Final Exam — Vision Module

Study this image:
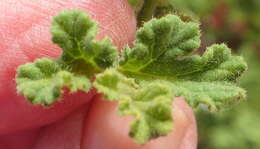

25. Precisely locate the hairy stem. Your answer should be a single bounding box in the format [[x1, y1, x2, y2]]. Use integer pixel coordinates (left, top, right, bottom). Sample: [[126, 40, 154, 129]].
[[137, 0, 160, 26]]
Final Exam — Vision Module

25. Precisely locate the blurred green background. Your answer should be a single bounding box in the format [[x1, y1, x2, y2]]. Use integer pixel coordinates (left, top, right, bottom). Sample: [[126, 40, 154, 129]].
[[166, 0, 260, 148]]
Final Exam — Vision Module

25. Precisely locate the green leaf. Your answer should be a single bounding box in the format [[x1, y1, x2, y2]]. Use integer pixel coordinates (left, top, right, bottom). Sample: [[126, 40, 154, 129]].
[[170, 81, 246, 111], [15, 10, 248, 145], [119, 15, 247, 111], [94, 69, 173, 144], [93, 14, 247, 144], [16, 58, 91, 106], [120, 14, 201, 72], [51, 10, 118, 73], [16, 10, 118, 106]]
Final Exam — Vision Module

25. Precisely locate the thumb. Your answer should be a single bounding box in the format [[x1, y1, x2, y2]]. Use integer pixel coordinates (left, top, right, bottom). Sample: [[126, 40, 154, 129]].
[[0, 0, 136, 134], [82, 96, 197, 149]]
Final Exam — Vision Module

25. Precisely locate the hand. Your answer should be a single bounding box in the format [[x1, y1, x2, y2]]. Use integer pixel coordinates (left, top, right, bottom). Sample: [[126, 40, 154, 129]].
[[0, 0, 197, 148]]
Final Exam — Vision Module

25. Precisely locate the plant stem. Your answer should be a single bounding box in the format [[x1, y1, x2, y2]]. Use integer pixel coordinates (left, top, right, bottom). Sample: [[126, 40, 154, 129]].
[[137, 0, 160, 26]]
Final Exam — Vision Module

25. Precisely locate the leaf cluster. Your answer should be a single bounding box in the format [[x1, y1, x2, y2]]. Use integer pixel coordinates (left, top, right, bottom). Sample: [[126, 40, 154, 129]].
[[16, 10, 247, 144]]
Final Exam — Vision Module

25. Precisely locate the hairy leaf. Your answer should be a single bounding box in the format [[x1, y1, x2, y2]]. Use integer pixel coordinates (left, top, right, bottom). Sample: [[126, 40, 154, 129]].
[[120, 14, 200, 72], [93, 14, 247, 144], [118, 15, 247, 112], [16, 58, 91, 106], [16, 10, 118, 105], [15, 10, 248, 145], [94, 69, 173, 144], [51, 10, 118, 73]]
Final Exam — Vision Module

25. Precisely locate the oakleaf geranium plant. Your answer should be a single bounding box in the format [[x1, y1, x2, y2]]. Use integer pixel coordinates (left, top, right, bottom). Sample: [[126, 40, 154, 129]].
[[15, 1, 247, 145]]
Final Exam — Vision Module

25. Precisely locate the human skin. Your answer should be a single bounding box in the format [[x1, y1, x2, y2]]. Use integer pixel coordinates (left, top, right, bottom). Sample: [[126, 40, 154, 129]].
[[0, 0, 197, 148]]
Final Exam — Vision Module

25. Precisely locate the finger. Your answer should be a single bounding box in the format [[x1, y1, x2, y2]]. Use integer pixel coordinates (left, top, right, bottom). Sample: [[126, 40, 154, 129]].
[[0, 0, 136, 134], [0, 128, 40, 149], [81, 96, 197, 149], [1, 97, 196, 149], [143, 98, 197, 149], [0, 104, 88, 149], [178, 99, 197, 149], [33, 105, 89, 149]]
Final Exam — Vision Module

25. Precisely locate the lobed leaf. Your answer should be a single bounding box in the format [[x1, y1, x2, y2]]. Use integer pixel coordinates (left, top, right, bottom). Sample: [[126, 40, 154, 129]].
[[16, 58, 91, 106], [51, 10, 118, 73], [119, 15, 247, 112], [94, 69, 173, 144], [15, 10, 248, 144], [120, 14, 200, 72], [170, 81, 246, 111]]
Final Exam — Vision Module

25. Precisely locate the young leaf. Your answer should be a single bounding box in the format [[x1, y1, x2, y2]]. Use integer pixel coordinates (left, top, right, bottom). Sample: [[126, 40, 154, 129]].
[[15, 10, 248, 145], [16, 10, 118, 105], [16, 58, 91, 106], [94, 69, 173, 144], [170, 81, 246, 111], [118, 15, 247, 112], [51, 10, 118, 73], [119, 14, 200, 72]]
